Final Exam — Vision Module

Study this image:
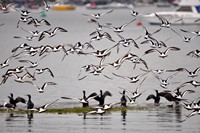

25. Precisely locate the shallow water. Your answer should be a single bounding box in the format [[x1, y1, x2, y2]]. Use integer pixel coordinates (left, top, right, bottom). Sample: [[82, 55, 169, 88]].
[[0, 4, 200, 133], [0, 108, 200, 133]]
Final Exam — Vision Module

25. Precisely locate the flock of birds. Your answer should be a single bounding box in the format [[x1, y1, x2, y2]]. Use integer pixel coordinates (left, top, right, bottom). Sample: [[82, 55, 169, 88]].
[[0, 0, 199, 122]]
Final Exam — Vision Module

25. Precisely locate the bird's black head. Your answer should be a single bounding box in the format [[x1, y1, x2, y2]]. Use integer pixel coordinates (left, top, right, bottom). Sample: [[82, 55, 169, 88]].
[[10, 93, 13, 97]]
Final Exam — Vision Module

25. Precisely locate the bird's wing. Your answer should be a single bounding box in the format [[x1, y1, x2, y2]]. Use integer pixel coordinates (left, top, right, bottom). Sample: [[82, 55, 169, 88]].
[[135, 76, 147, 92], [41, 19, 51, 26], [121, 19, 136, 29], [87, 92, 98, 100], [15, 97, 27, 104], [18, 59, 34, 65], [103, 91, 112, 98], [146, 94, 155, 101], [194, 67, 200, 74], [144, 49, 160, 55], [43, 68, 54, 77], [44, 99, 59, 108], [101, 10, 113, 16], [38, 31, 49, 41]]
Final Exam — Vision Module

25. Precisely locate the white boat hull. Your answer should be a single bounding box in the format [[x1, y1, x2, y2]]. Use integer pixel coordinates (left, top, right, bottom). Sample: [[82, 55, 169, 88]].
[[142, 12, 200, 25]]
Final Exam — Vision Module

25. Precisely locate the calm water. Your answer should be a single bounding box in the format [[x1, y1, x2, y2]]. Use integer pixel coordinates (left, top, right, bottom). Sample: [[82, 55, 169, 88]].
[[0, 4, 200, 133], [1, 109, 200, 133]]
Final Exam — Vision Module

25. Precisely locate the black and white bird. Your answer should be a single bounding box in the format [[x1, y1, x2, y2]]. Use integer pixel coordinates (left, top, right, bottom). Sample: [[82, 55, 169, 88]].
[[112, 72, 148, 84], [86, 107, 106, 115], [14, 8, 41, 17], [126, 56, 149, 70], [152, 73, 178, 88], [179, 80, 200, 88], [1, 102, 15, 110], [180, 29, 200, 36], [10, 71, 36, 83], [82, 10, 113, 19], [140, 36, 169, 48], [87, 18, 111, 31], [155, 13, 182, 28], [27, 81, 57, 93], [38, 27, 68, 41], [108, 19, 136, 33], [124, 4, 139, 17], [0, 2, 13, 13], [114, 33, 140, 53], [143, 47, 180, 58], [2, 66, 26, 77], [186, 49, 200, 58], [30, 99, 59, 113], [172, 87, 195, 101], [65, 42, 94, 55], [105, 50, 134, 69], [171, 28, 197, 43], [180, 109, 200, 122], [120, 76, 147, 100], [42, 0, 60, 11], [0, 55, 13, 69], [34, 68, 54, 78], [11, 43, 30, 53], [89, 31, 115, 43], [18, 55, 47, 68], [27, 18, 51, 27], [166, 67, 200, 78], [142, 24, 161, 39], [61, 90, 97, 107], [17, 17, 33, 28], [78, 63, 112, 80], [101, 102, 121, 110], [83, 45, 116, 61], [20, 27, 51, 38], [13, 35, 36, 41]]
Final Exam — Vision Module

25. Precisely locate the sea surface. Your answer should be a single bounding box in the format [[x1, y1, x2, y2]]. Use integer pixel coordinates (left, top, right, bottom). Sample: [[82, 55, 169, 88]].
[[0, 5, 200, 133]]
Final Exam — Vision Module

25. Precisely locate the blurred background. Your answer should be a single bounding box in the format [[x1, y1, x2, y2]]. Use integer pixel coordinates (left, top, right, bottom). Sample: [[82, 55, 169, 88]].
[[0, 0, 180, 9]]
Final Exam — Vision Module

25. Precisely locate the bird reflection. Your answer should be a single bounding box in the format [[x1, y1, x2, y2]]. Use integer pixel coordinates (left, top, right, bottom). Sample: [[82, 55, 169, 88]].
[[174, 106, 182, 122], [27, 112, 33, 125], [5, 113, 14, 121], [121, 110, 127, 125], [26, 112, 34, 132], [5, 113, 25, 122]]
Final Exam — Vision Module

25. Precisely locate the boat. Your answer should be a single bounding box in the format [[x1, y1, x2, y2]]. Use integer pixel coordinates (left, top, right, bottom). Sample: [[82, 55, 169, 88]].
[[142, 0, 200, 25], [85, 0, 132, 9], [52, 4, 76, 11]]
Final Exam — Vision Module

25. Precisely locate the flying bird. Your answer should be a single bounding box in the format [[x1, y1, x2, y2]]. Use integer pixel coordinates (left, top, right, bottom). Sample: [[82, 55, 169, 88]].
[[30, 99, 59, 113], [108, 19, 136, 33], [38, 27, 68, 41], [42, 0, 60, 11], [112, 72, 148, 83], [0, 2, 13, 13], [186, 49, 200, 58], [143, 47, 180, 58], [171, 28, 197, 43], [27, 81, 57, 93], [114, 33, 140, 53], [34, 68, 54, 78], [166, 67, 200, 78], [27, 18, 51, 27], [82, 10, 113, 19]]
